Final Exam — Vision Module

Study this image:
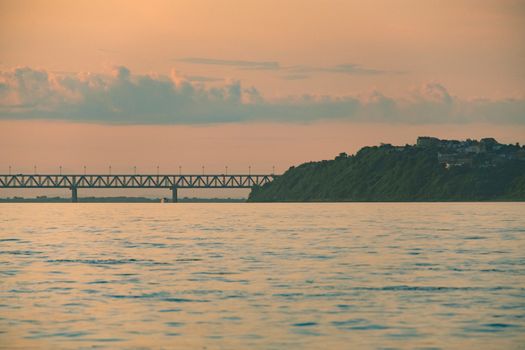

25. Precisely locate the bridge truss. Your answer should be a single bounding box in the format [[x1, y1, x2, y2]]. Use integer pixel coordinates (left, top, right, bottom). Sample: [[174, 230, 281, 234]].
[[0, 174, 277, 202]]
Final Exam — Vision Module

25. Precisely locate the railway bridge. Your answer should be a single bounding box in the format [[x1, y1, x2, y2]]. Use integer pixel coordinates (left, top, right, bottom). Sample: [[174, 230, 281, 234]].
[[0, 174, 277, 202]]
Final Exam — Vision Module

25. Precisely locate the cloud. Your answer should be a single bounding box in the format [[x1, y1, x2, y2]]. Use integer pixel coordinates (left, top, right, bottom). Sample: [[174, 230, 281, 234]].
[[0, 66, 524, 125], [328, 64, 382, 74], [280, 74, 310, 80], [290, 64, 386, 75], [112, 66, 131, 80], [185, 75, 223, 83], [177, 57, 280, 70], [177, 57, 390, 75]]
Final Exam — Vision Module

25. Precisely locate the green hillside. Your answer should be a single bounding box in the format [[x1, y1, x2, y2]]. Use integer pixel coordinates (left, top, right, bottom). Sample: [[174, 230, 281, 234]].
[[249, 140, 525, 202]]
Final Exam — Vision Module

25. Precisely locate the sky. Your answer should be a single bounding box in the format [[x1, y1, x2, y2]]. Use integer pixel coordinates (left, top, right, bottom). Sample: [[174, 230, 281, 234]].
[[1, 0, 524, 197]]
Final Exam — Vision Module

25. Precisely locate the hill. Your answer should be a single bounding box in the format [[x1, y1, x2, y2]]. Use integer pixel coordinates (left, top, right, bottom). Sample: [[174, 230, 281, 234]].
[[248, 137, 525, 202]]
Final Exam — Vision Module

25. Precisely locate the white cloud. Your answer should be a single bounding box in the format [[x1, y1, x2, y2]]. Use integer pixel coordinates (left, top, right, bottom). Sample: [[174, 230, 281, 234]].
[[0, 66, 523, 125]]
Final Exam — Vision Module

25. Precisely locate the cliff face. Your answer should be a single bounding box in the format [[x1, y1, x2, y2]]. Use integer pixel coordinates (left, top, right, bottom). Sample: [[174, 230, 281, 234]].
[[248, 144, 525, 202]]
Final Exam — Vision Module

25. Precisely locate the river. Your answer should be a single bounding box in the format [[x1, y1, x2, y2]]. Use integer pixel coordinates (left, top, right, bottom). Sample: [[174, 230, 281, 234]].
[[1, 203, 524, 349]]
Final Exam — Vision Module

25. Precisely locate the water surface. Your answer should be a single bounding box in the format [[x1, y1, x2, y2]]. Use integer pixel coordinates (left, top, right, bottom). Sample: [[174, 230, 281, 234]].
[[1, 203, 524, 349]]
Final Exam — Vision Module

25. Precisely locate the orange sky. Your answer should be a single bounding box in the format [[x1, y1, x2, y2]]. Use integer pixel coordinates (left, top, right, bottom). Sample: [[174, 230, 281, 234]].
[[1, 0, 524, 98], [0, 0, 524, 197]]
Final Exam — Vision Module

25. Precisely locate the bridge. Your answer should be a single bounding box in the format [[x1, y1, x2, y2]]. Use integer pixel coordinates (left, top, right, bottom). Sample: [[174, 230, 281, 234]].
[[0, 174, 277, 202]]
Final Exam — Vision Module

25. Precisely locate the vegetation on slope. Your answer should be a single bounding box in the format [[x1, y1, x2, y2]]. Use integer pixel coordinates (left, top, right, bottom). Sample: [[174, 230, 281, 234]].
[[249, 145, 525, 202]]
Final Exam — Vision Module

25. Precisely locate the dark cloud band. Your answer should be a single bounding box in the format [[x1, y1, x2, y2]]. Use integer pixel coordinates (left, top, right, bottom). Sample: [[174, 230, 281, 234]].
[[0, 66, 523, 125]]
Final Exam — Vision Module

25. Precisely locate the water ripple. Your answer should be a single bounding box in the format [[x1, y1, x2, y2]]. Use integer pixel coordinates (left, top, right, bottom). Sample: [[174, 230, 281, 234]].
[[1, 203, 524, 349]]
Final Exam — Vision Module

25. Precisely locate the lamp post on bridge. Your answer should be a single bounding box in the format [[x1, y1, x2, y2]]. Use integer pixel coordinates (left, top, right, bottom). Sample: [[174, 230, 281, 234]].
[[109, 165, 112, 175], [83, 166, 86, 175], [248, 165, 251, 176], [134, 166, 137, 175], [225, 166, 228, 175], [179, 166, 182, 176], [9, 166, 11, 175], [272, 165, 275, 175], [157, 165, 159, 176], [34, 165, 37, 175], [59, 166, 62, 175], [202, 166, 205, 175]]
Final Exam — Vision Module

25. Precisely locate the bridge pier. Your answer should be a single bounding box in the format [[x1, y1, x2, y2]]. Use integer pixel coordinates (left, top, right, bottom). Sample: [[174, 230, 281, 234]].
[[71, 187, 78, 203], [172, 186, 178, 203]]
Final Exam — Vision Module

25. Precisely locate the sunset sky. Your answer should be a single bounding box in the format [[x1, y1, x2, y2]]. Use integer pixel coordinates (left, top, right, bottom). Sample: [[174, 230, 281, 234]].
[[1, 0, 524, 197]]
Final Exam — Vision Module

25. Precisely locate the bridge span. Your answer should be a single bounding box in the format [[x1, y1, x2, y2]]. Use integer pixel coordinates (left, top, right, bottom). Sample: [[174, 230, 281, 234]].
[[0, 174, 277, 202]]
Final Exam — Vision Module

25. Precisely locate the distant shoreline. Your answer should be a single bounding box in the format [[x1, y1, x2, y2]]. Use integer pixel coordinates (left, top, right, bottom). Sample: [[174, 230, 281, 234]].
[[1, 197, 523, 203]]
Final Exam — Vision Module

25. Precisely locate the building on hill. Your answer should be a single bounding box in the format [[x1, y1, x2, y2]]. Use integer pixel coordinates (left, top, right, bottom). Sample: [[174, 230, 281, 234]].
[[416, 136, 441, 148], [463, 144, 481, 154], [437, 153, 474, 168], [480, 138, 500, 152]]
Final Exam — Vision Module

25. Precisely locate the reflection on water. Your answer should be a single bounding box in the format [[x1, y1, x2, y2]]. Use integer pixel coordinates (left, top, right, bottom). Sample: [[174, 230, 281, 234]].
[[0, 203, 524, 349]]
